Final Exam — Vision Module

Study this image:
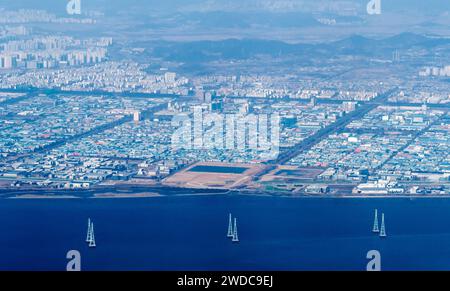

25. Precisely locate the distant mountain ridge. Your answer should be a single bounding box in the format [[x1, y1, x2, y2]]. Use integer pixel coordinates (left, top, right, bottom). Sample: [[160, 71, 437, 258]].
[[150, 32, 450, 62]]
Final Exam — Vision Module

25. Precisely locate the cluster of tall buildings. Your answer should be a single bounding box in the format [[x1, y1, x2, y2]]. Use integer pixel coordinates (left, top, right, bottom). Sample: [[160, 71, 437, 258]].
[[0, 36, 112, 70], [0, 9, 95, 24]]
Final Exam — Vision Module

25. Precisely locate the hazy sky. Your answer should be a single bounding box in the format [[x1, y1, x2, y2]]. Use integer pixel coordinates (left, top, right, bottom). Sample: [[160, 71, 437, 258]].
[[0, 0, 448, 15], [0, 0, 448, 42]]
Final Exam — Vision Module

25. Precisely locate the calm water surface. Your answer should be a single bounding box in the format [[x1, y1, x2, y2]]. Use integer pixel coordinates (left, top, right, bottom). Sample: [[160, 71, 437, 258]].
[[1, 195, 450, 271]]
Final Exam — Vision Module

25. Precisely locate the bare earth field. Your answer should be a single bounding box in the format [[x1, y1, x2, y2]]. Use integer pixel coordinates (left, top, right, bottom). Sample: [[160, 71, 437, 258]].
[[162, 161, 266, 189]]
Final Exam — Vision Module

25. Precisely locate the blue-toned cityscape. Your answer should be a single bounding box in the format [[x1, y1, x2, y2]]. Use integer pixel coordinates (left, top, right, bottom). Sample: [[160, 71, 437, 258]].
[[0, 0, 450, 272]]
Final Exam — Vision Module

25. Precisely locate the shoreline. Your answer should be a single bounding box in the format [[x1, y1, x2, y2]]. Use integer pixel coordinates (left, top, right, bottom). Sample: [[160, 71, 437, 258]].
[[9, 194, 80, 199], [4, 190, 450, 200], [1, 182, 447, 200], [92, 192, 162, 198]]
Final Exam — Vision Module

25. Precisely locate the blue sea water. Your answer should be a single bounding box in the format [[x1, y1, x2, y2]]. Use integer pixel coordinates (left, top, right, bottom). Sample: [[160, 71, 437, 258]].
[[1, 195, 450, 271]]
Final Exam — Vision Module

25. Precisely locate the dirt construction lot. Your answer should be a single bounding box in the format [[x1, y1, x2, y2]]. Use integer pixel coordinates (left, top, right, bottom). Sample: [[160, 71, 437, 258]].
[[163, 161, 266, 189]]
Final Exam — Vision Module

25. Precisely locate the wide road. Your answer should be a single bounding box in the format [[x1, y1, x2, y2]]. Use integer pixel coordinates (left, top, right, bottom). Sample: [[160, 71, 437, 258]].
[[386, 101, 450, 110], [275, 87, 399, 165], [5, 102, 168, 162], [0, 87, 187, 99], [0, 91, 38, 106], [253, 87, 399, 180], [376, 113, 448, 170]]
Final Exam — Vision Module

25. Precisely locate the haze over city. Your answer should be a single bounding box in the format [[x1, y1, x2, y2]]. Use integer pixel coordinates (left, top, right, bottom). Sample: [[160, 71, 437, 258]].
[[0, 0, 450, 273]]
